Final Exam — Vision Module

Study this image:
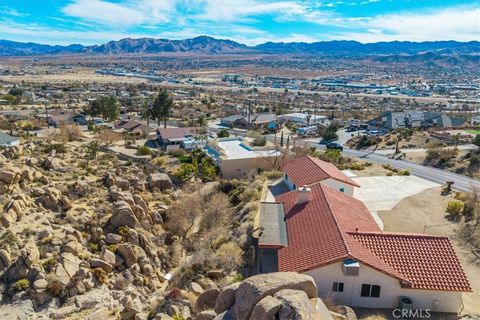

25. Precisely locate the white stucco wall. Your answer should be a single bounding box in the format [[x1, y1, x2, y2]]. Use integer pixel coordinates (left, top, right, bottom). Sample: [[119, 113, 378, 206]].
[[304, 261, 462, 313], [321, 178, 354, 196], [220, 157, 278, 179], [284, 174, 296, 190]]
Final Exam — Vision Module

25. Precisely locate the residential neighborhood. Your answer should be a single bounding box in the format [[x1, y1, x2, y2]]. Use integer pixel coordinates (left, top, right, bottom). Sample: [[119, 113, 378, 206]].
[[0, 6, 479, 318]]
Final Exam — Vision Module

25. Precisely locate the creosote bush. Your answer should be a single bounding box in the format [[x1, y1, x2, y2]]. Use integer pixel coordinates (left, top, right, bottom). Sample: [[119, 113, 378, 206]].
[[13, 279, 30, 291]]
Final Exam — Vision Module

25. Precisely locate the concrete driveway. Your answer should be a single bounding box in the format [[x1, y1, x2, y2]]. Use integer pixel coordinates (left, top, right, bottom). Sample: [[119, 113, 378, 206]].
[[352, 175, 440, 229]]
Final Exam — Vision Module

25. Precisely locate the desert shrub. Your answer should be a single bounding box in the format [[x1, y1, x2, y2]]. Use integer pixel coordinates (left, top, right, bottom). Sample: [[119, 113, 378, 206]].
[[251, 136, 266, 146], [136, 145, 152, 156], [169, 148, 186, 157], [425, 144, 457, 168], [93, 268, 109, 284], [260, 170, 283, 180], [107, 244, 118, 253], [217, 129, 229, 138], [89, 243, 100, 253], [56, 124, 83, 142], [150, 157, 165, 167], [446, 200, 465, 222], [42, 257, 57, 272], [400, 169, 410, 176], [46, 281, 65, 297], [215, 242, 244, 271], [43, 143, 67, 154], [231, 273, 245, 283], [13, 279, 30, 291], [117, 226, 130, 237]]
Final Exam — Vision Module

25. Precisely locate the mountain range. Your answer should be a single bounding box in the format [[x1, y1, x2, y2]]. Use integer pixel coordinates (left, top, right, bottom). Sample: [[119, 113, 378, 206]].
[[0, 36, 478, 56]]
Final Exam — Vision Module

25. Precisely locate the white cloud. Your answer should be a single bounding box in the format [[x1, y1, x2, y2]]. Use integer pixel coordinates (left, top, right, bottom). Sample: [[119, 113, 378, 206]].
[[62, 0, 174, 26], [195, 0, 306, 22], [310, 5, 480, 42], [0, 20, 152, 45]]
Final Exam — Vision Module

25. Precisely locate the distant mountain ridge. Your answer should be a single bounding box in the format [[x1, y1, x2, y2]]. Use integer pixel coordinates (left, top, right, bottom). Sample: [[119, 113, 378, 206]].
[[0, 36, 478, 56]]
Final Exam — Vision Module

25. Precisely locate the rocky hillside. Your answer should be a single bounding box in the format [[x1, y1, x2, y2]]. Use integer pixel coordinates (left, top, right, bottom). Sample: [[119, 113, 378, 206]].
[[0, 139, 272, 319]]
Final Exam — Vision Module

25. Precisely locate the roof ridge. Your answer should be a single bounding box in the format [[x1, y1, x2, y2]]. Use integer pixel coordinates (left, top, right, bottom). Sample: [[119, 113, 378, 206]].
[[348, 231, 450, 240], [320, 185, 352, 257]]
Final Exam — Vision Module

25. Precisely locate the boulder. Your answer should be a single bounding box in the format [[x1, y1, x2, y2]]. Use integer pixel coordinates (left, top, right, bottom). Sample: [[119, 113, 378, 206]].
[[214, 282, 240, 314], [110, 201, 140, 229], [249, 295, 282, 320], [117, 243, 137, 267], [189, 281, 204, 295], [89, 258, 113, 272], [105, 233, 123, 244], [148, 173, 173, 190], [273, 289, 316, 320], [195, 310, 217, 320], [0, 169, 19, 185], [0, 249, 11, 271], [100, 247, 117, 266], [233, 273, 317, 320], [196, 288, 220, 310]]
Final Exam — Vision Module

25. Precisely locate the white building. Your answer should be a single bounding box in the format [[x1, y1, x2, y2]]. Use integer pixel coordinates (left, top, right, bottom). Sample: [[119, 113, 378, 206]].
[[204, 138, 284, 179], [279, 113, 327, 125]]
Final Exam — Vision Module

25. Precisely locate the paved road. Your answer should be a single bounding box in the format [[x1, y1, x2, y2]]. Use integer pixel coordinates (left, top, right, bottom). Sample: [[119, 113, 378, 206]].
[[207, 125, 480, 192], [340, 147, 480, 193]]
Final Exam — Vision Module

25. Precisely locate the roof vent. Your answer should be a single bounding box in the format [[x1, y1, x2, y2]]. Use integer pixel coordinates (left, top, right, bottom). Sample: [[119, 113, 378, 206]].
[[297, 186, 311, 204]]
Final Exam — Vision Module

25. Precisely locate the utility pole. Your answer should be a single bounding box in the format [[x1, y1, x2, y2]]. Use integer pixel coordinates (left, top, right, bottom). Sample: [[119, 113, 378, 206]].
[[44, 101, 50, 129]]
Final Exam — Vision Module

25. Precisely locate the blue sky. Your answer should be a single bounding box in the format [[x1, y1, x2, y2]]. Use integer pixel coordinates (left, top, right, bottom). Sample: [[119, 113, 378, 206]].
[[0, 0, 479, 45]]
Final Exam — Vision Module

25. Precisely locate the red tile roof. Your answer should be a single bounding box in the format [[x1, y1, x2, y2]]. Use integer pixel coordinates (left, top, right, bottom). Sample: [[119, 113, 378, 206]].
[[274, 184, 471, 292], [348, 232, 472, 292], [281, 155, 359, 187]]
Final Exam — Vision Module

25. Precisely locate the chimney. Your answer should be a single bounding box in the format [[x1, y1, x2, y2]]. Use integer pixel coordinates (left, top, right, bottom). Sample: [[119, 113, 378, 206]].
[[297, 186, 311, 204]]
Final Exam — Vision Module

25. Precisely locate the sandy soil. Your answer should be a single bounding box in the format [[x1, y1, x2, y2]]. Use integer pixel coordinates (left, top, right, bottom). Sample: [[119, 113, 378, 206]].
[[378, 187, 480, 315]]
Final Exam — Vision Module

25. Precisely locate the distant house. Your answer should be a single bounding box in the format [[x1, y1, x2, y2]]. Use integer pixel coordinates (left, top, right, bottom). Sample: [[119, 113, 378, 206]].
[[280, 155, 359, 196], [46, 110, 87, 127], [250, 113, 278, 130], [152, 127, 202, 151], [0, 132, 19, 147], [279, 113, 327, 126], [223, 105, 243, 116], [220, 115, 249, 129], [471, 115, 480, 127], [258, 182, 471, 313], [115, 120, 152, 137], [368, 111, 465, 130]]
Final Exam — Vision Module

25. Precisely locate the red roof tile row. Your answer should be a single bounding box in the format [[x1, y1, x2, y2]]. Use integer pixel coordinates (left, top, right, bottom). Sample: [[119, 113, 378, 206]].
[[281, 155, 360, 188], [274, 183, 471, 292]]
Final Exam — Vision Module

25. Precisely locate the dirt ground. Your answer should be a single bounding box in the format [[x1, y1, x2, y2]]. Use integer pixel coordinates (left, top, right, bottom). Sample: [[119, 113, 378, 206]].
[[349, 163, 393, 177], [378, 187, 480, 316]]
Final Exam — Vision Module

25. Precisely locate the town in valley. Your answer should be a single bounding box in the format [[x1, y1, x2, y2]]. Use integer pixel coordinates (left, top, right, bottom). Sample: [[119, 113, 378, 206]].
[[0, 1, 479, 319]]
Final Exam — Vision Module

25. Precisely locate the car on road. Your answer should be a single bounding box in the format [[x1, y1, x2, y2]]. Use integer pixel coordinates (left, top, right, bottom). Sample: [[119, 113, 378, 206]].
[[326, 142, 343, 151]]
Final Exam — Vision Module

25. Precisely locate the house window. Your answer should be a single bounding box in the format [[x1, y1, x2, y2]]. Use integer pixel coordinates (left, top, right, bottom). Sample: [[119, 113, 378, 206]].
[[332, 282, 344, 292], [339, 188, 345, 193], [360, 284, 381, 298]]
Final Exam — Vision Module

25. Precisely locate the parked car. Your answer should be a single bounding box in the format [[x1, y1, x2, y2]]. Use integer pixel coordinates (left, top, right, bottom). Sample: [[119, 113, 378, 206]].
[[326, 142, 343, 151]]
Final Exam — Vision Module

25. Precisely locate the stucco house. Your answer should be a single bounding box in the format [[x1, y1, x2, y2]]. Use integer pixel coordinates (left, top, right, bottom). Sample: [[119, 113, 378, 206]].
[[204, 138, 284, 179], [280, 155, 359, 196], [152, 127, 202, 151], [257, 183, 471, 313]]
